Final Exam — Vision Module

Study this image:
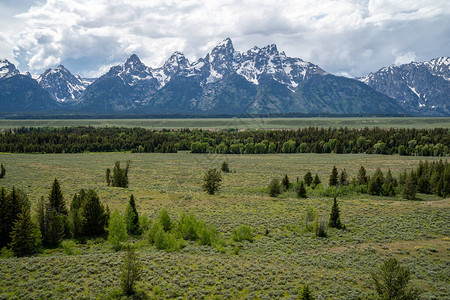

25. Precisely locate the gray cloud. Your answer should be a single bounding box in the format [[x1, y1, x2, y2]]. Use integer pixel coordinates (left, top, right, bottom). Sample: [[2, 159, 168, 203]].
[[1, 0, 448, 78]]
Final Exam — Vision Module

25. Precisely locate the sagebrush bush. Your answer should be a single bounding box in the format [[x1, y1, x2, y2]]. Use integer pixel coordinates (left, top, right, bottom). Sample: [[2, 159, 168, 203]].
[[232, 225, 254, 242]]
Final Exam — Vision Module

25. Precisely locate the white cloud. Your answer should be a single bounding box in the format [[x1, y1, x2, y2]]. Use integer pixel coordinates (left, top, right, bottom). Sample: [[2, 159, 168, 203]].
[[394, 51, 417, 66], [2, 0, 448, 77]]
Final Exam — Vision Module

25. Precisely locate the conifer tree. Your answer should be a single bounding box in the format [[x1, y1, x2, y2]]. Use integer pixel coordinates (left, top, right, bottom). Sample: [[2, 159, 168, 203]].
[[46, 209, 65, 247], [268, 178, 281, 197], [312, 174, 321, 188], [299, 285, 313, 300], [1, 187, 23, 248], [357, 166, 368, 185], [304, 171, 313, 186], [48, 179, 67, 215], [125, 194, 140, 235], [402, 174, 416, 200], [329, 197, 342, 229], [339, 169, 349, 186], [368, 168, 385, 195], [0, 163, 5, 178], [9, 206, 41, 257], [36, 196, 46, 241], [221, 161, 230, 173], [120, 245, 142, 296], [297, 181, 307, 198], [82, 189, 107, 237], [202, 169, 222, 195], [281, 174, 290, 191], [106, 168, 111, 186], [0, 187, 8, 248], [329, 166, 339, 187]]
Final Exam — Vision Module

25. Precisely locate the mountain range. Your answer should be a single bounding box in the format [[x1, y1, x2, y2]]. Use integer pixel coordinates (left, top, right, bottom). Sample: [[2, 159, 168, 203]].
[[0, 38, 448, 116]]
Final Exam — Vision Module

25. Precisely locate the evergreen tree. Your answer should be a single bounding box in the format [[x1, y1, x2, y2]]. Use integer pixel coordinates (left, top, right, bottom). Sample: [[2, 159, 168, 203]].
[[120, 246, 142, 296], [334, 139, 343, 154], [81, 189, 107, 237], [268, 178, 281, 197], [125, 194, 140, 235], [402, 174, 416, 200], [339, 169, 349, 186], [221, 161, 230, 173], [111, 161, 131, 188], [368, 168, 384, 196], [281, 174, 290, 191], [69, 206, 86, 241], [36, 196, 46, 240], [9, 206, 41, 257], [371, 257, 419, 300], [106, 168, 111, 186], [329, 166, 339, 187], [329, 197, 342, 229], [299, 285, 313, 300], [158, 208, 172, 232], [0, 187, 8, 248], [108, 209, 128, 251], [202, 169, 222, 195], [312, 174, 321, 188], [0, 163, 5, 179], [46, 209, 64, 247], [1, 187, 24, 248], [357, 166, 368, 185], [304, 171, 313, 186], [297, 181, 307, 198], [48, 179, 67, 215]]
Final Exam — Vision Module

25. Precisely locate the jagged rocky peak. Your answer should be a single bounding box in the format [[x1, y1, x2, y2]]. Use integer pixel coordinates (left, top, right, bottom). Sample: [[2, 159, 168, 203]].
[[163, 51, 190, 74], [0, 58, 20, 79]]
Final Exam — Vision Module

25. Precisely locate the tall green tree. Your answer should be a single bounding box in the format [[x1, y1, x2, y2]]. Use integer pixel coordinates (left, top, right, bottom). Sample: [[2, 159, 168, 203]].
[[202, 169, 222, 195], [368, 168, 385, 195], [46, 209, 65, 247], [120, 246, 142, 296], [9, 206, 41, 257], [125, 194, 140, 235], [339, 169, 349, 186], [268, 178, 281, 197], [304, 171, 313, 186], [0, 163, 5, 178], [329, 197, 342, 229], [329, 166, 339, 187], [297, 181, 307, 198], [48, 179, 67, 215], [402, 174, 416, 200], [312, 174, 321, 188], [371, 257, 419, 300], [281, 174, 290, 191], [1, 187, 26, 248], [81, 189, 107, 237], [111, 161, 131, 188], [357, 166, 368, 185]]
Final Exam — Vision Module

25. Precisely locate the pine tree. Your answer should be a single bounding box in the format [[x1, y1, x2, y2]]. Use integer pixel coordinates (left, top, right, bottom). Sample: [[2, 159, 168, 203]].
[[48, 179, 67, 215], [108, 209, 128, 251], [202, 169, 222, 195], [0, 163, 5, 178], [329, 197, 342, 229], [106, 168, 111, 186], [221, 161, 230, 173], [281, 174, 290, 191], [81, 189, 107, 237], [304, 171, 313, 186], [357, 166, 368, 185], [120, 246, 142, 296], [1, 187, 23, 248], [339, 169, 349, 186], [0, 187, 8, 248], [111, 161, 131, 188], [329, 166, 338, 187], [299, 285, 313, 300], [297, 181, 307, 198], [334, 139, 343, 154], [402, 174, 416, 200], [125, 194, 140, 235], [46, 209, 65, 247], [36, 196, 46, 241], [268, 178, 281, 197], [9, 206, 41, 257], [312, 174, 321, 189], [368, 168, 384, 196]]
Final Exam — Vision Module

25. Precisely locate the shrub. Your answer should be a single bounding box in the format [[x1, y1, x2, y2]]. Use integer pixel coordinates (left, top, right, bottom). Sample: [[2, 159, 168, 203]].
[[158, 209, 172, 232], [61, 240, 78, 255], [221, 161, 230, 173], [314, 217, 327, 238], [268, 179, 281, 197], [139, 214, 151, 232], [232, 225, 254, 242], [202, 169, 222, 195], [299, 285, 313, 300], [108, 209, 128, 251], [304, 207, 317, 232], [120, 246, 142, 296]]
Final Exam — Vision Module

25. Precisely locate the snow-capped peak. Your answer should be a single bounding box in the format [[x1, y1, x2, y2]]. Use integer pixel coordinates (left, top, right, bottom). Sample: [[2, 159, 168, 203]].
[[0, 58, 20, 80]]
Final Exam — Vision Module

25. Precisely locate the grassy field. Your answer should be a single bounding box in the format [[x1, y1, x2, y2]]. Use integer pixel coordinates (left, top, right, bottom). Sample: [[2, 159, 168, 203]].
[[0, 117, 449, 129], [0, 152, 448, 299]]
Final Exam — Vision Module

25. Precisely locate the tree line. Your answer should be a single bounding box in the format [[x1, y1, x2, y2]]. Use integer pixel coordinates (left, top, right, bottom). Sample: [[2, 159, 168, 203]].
[[0, 126, 448, 156]]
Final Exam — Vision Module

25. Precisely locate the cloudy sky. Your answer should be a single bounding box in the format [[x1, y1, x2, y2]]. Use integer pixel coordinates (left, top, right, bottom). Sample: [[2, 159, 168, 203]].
[[1, 0, 448, 78]]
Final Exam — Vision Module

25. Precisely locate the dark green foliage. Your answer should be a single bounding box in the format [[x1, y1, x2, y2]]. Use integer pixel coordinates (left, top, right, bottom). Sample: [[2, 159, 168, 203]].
[[125, 194, 140, 235], [232, 224, 254, 242], [304, 171, 313, 186], [312, 173, 321, 188], [0, 163, 5, 179], [314, 218, 327, 238], [357, 166, 368, 185], [158, 209, 172, 232], [371, 257, 419, 300], [281, 174, 290, 191], [329, 197, 343, 229], [329, 166, 338, 187], [9, 206, 41, 257], [109, 161, 130, 188], [402, 174, 416, 200], [46, 209, 65, 247], [48, 179, 67, 215], [339, 169, 349, 186], [268, 178, 281, 197], [221, 161, 230, 173], [0, 126, 447, 156], [202, 169, 222, 195], [105, 168, 111, 186], [297, 181, 307, 198], [368, 168, 385, 196], [120, 246, 142, 296], [299, 285, 313, 300], [0, 187, 28, 248]]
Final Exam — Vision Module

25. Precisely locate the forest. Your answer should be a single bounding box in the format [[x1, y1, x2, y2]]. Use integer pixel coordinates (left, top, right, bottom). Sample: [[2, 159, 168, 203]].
[[0, 126, 448, 156]]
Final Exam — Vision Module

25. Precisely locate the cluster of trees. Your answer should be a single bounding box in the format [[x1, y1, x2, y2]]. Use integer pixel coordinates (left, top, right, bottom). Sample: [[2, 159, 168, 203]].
[[269, 160, 448, 201], [0, 126, 447, 156], [106, 161, 131, 187], [0, 163, 5, 179]]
